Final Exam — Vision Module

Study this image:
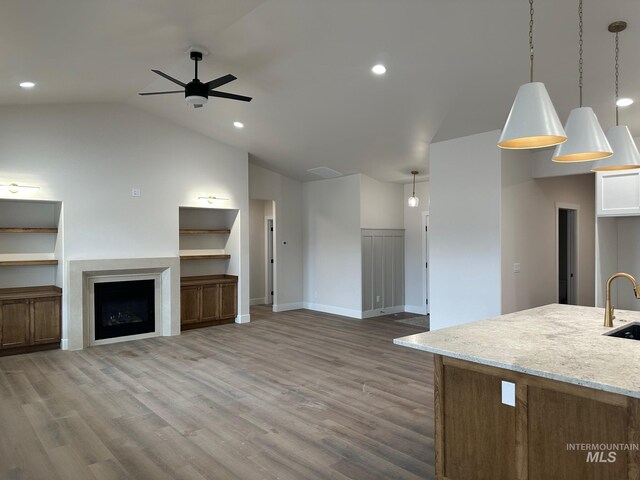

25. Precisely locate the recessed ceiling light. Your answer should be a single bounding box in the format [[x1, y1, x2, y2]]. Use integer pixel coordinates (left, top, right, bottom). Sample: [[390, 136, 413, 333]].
[[233, 121, 244, 129], [371, 64, 386, 75], [617, 97, 634, 107], [19, 82, 35, 89]]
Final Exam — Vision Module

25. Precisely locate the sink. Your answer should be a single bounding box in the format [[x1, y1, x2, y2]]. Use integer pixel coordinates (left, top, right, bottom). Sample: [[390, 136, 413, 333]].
[[605, 322, 640, 340]]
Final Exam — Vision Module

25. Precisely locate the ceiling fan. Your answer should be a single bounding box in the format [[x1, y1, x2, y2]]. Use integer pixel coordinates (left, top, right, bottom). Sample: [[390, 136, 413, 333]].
[[139, 49, 252, 109]]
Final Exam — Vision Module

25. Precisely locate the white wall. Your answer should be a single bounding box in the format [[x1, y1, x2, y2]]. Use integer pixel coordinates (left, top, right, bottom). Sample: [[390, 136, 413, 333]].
[[429, 130, 502, 329], [249, 163, 303, 311], [303, 175, 362, 317], [0, 103, 251, 338], [600, 217, 640, 311], [403, 181, 430, 314], [360, 175, 404, 229], [501, 151, 595, 314]]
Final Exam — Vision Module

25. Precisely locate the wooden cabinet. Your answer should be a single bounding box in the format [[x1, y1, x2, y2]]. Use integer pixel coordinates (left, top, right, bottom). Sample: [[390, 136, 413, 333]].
[[597, 170, 640, 216], [0, 286, 61, 355], [435, 355, 638, 480], [180, 275, 237, 330]]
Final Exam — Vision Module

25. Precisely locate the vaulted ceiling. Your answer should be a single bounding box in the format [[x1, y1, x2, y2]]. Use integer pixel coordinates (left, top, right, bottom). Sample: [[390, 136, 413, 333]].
[[3, 0, 640, 182]]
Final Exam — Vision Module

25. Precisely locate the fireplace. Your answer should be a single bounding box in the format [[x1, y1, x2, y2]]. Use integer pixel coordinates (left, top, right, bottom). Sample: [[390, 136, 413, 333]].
[[94, 279, 155, 340]]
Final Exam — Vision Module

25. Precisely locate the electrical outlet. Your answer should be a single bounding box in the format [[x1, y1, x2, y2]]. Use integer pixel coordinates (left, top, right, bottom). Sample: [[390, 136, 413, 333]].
[[132, 188, 141, 197], [501, 381, 516, 407], [376, 295, 381, 303]]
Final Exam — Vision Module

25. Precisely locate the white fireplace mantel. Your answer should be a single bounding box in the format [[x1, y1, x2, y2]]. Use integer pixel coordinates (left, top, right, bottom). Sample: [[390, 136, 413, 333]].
[[66, 257, 180, 350]]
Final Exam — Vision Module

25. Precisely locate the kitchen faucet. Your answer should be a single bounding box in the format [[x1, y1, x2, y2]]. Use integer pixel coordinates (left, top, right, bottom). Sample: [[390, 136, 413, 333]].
[[604, 273, 640, 328]]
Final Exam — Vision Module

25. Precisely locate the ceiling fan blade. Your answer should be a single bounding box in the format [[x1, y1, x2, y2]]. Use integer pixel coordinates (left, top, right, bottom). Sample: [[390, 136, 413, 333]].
[[206, 74, 237, 90], [151, 69, 186, 87], [138, 90, 184, 96], [194, 104, 203, 109], [209, 90, 252, 102]]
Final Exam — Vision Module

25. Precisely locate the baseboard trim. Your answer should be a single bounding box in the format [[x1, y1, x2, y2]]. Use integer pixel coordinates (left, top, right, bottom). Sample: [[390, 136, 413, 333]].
[[60, 338, 69, 350], [361, 305, 406, 319], [273, 302, 304, 312], [235, 314, 251, 324], [250, 297, 267, 306], [303, 302, 362, 319], [405, 304, 428, 315]]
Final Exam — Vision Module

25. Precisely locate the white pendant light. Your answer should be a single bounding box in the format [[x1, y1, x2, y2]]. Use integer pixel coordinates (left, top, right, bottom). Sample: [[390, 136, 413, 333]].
[[553, 0, 611, 163], [592, 21, 640, 172], [552, 108, 612, 162], [498, 0, 566, 149], [408, 171, 419, 208]]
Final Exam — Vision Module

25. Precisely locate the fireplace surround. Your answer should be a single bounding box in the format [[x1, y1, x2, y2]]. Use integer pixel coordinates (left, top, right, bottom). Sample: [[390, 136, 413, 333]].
[[67, 257, 180, 350]]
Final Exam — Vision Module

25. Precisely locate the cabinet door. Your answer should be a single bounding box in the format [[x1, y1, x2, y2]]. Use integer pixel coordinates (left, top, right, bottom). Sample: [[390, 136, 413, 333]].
[[219, 283, 237, 320], [528, 387, 627, 480], [180, 286, 201, 326], [201, 285, 221, 322], [0, 300, 31, 349], [443, 365, 516, 480], [32, 298, 61, 345], [597, 170, 640, 216]]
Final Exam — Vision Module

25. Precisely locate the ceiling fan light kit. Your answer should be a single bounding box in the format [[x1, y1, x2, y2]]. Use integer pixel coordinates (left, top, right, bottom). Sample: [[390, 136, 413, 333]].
[[498, 0, 566, 150], [139, 49, 252, 109]]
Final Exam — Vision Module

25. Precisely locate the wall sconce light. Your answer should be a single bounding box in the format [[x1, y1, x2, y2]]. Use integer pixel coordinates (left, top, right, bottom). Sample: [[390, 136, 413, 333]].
[[0, 183, 40, 194], [198, 195, 229, 204]]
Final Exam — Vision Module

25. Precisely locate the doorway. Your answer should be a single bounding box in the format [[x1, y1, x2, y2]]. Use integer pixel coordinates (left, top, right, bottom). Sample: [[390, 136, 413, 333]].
[[265, 217, 274, 305], [558, 206, 578, 305]]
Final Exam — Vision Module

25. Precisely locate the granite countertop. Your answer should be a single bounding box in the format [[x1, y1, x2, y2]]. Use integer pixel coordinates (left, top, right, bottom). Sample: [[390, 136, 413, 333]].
[[394, 304, 640, 398]]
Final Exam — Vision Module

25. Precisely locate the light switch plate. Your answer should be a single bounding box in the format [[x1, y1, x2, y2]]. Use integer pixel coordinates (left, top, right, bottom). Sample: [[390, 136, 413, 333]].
[[513, 263, 521, 273], [132, 188, 141, 197]]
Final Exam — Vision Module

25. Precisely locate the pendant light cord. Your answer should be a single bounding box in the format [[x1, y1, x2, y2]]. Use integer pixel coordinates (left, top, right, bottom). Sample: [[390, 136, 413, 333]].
[[529, 0, 534, 83], [578, 0, 583, 107], [412, 173, 416, 197], [615, 31, 620, 126]]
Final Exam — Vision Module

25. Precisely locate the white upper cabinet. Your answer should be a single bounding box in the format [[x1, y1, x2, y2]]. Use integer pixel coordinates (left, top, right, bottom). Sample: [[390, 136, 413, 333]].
[[596, 171, 640, 216]]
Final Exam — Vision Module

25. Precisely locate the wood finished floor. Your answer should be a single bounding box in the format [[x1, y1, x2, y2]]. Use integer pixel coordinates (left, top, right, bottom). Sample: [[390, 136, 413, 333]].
[[0, 306, 434, 480]]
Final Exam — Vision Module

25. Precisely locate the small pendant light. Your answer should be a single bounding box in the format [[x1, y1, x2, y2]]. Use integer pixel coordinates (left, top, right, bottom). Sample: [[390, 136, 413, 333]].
[[408, 171, 419, 208], [498, 0, 566, 149], [553, 0, 612, 162], [592, 21, 640, 172]]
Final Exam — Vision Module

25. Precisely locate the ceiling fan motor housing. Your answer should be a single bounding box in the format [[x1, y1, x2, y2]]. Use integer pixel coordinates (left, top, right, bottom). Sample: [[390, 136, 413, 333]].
[[185, 80, 208, 105]]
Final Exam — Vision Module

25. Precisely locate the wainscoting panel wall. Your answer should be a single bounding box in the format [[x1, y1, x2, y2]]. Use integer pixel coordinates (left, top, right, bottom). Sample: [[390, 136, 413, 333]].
[[362, 229, 405, 316]]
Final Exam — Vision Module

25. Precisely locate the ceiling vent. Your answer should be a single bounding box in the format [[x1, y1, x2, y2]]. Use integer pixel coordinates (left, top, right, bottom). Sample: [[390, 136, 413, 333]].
[[307, 167, 343, 179]]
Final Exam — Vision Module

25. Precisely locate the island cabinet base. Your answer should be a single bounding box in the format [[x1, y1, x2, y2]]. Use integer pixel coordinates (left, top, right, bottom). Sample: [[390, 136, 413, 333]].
[[434, 355, 640, 480]]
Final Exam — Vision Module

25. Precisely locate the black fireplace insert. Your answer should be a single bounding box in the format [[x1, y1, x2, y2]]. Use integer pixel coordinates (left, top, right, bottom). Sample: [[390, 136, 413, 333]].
[[94, 279, 155, 340]]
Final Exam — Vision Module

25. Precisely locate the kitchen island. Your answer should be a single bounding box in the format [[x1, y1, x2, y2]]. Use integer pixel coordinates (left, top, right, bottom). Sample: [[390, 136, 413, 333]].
[[394, 304, 640, 480]]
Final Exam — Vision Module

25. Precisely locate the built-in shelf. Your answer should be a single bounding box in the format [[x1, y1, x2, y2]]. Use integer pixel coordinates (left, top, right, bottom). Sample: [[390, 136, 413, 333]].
[[0, 253, 58, 267], [180, 254, 231, 261], [179, 229, 231, 235], [0, 227, 58, 234]]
